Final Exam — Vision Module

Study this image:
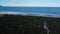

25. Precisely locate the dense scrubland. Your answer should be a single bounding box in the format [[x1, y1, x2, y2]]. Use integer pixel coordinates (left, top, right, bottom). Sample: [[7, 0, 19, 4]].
[[0, 14, 60, 34]]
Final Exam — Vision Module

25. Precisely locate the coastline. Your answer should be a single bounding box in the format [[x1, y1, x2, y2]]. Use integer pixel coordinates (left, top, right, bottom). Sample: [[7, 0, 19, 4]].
[[0, 11, 60, 18]]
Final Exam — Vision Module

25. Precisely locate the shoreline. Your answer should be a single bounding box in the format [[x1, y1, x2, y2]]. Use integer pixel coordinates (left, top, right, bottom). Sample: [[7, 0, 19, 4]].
[[0, 11, 60, 18], [0, 14, 60, 19]]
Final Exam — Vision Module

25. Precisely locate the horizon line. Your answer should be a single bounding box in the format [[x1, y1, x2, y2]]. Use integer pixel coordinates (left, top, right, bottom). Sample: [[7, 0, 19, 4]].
[[1, 5, 60, 7]]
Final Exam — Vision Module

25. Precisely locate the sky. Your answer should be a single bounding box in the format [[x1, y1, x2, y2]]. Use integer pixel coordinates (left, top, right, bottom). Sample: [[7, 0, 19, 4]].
[[0, 0, 60, 7]]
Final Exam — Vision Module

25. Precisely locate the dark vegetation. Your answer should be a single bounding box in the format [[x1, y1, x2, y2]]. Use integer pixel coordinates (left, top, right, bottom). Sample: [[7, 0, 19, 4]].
[[0, 14, 60, 34]]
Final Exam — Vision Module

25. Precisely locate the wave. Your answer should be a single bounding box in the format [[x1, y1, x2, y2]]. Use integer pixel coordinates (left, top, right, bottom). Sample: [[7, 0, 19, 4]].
[[0, 11, 60, 18]]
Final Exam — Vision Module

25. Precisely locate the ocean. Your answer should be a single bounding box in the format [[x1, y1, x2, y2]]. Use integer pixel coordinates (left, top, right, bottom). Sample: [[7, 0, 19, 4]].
[[0, 7, 60, 18]]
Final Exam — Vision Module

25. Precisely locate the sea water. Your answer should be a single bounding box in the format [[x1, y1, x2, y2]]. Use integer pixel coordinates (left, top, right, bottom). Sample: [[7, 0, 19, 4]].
[[0, 6, 60, 18]]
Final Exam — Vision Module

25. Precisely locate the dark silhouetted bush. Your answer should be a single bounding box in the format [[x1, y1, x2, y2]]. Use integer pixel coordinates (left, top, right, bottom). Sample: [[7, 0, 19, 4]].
[[0, 14, 60, 34]]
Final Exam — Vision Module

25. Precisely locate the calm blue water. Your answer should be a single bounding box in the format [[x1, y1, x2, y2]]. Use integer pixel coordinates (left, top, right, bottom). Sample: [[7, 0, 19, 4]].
[[0, 7, 60, 17]]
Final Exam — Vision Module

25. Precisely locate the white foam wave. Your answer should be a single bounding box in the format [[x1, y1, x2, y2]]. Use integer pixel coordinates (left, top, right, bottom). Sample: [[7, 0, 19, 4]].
[[0, 11, 60, 18]]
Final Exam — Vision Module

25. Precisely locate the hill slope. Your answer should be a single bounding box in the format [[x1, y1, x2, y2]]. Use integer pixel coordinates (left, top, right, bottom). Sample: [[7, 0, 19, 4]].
[[0, 14, 60, 34]]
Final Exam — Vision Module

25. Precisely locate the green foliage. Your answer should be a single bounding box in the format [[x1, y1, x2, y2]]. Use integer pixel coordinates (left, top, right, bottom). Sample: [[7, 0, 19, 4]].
[[0, 14, 60, 34]]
